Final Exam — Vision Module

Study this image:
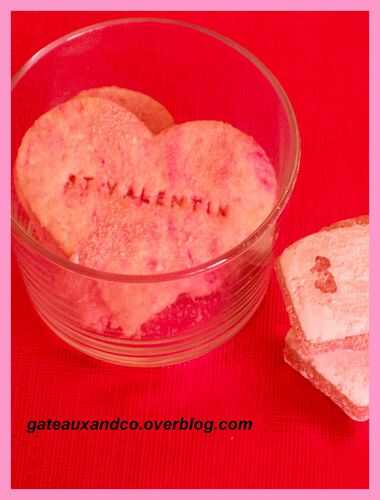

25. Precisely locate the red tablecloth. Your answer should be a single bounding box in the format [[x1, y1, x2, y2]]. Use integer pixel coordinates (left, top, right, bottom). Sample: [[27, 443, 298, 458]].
[[11, 11, 369, 489]]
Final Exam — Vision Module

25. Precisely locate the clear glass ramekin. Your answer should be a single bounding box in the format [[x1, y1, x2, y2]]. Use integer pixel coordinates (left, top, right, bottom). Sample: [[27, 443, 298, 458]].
[[11, 17, 300, 367]]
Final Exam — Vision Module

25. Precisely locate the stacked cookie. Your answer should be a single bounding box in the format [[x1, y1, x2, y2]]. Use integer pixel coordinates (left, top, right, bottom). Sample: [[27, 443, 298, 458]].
[[275, 216, 369, 421], [15, 86, 277, 337]]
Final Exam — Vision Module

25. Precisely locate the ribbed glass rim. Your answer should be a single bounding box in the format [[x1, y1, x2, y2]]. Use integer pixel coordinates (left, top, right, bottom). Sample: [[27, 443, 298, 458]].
[[11, 16, 301, 283]]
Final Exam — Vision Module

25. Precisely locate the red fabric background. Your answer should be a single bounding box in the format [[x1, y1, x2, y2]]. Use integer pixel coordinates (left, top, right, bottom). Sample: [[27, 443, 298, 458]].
[[11, 11, 369, 489]]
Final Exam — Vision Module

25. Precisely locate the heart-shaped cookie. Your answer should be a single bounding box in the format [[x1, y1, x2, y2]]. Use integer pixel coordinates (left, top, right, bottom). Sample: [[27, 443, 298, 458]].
[[15, 95, 277, 336], [15, 96, 154, 255], [14, 87, 173, 256], [15, 89, 175, 335]]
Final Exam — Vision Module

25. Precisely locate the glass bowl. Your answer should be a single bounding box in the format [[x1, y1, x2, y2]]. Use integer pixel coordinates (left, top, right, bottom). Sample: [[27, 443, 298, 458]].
[[11, 17, 300, 367]]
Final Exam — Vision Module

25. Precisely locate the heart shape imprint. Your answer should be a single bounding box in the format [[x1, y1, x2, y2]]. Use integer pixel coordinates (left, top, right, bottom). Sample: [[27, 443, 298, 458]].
[[15, 94, 277, 336]]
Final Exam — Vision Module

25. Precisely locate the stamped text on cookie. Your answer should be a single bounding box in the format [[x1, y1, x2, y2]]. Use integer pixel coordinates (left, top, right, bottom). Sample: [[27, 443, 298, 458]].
[[64, 175, 229, 217]]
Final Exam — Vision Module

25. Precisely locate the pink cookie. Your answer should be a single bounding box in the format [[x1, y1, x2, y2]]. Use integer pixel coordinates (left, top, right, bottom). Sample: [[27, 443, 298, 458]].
[[15, 96, 153, 256], [284, 329, 368, 422], [16, 98, 277, 336], [76, 86, 174, 133], [276, 216, 369, 356], [16, 87, 173, 253], [16, 91, 174, 332], [72, 121, 277, 334], [72, 197, 225, 335]]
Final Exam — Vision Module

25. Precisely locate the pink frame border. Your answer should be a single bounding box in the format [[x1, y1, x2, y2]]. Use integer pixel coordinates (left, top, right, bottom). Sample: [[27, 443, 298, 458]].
[[2, 1, 378, 497]]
